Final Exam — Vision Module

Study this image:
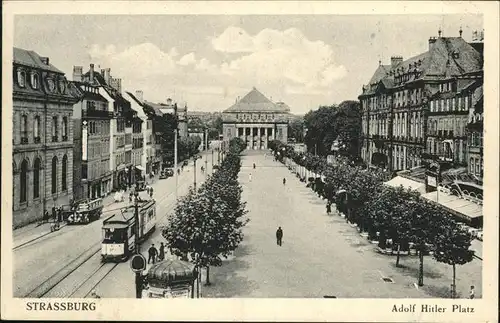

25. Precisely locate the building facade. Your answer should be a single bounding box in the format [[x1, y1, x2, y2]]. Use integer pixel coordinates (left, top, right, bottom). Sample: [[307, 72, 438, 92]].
[[75, 64, 134, 190], [13, 48, 80, 227], [359, 31, 483, 172], [222, 87, 290, 149], [71, 81, 113, 200]]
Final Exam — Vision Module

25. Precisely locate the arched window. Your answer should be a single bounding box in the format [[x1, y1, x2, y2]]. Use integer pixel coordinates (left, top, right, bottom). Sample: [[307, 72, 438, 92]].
[[17, 69, 26, 87], [34, 116, 41, 142], [51, 156, 58, 194], [21, 115, 28, 142], [31, 73, 39, 89], [62, 117, 68, 140], [52, 116, 58, 141], [62, 155, 68, 191], [20, 159, 28, 203], [33, 158, 41, 198]]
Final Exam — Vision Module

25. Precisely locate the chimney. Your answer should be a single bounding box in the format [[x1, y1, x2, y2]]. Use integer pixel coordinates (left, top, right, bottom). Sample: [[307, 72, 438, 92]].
[[105, 68, 111, 84], [459, 27, 463, 38], [135, 90, 144, 103], [73, 66, 83, 82], [428, 37, 437, 50], [40, 57, 49, 65], [390, 56, 403, 68], [89, 63, 95, 83]]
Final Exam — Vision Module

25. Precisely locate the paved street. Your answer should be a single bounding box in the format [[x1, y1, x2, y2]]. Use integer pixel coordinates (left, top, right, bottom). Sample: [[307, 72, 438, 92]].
[[201, 151, 482, 298], [13, 151, 215, 298]]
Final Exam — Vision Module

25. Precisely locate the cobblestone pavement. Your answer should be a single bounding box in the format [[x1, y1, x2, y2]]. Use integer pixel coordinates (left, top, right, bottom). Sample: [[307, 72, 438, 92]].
[[202, 151, 482, 298]]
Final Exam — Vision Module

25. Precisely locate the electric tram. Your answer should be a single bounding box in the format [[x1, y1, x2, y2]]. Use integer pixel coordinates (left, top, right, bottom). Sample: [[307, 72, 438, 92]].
[[101, 191, 156, 262]]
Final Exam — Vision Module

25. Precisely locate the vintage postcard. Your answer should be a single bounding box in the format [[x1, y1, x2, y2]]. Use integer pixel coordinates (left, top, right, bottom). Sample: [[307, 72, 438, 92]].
[[1, 1, 498, 321]]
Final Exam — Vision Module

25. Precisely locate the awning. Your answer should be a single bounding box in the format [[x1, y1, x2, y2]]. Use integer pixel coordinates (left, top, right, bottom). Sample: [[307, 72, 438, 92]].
[[384, 176, 426, 194], [135, 165, 146, 171], [116, 164, 126, 171], [422, 191, 483, 219]]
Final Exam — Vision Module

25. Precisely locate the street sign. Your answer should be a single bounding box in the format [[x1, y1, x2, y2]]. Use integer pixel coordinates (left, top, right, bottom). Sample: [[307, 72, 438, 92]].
[[130, 254, 146, 272]]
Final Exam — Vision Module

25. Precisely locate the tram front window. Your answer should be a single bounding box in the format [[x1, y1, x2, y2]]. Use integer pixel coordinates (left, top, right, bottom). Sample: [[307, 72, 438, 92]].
[[102, 228, 127, 242]]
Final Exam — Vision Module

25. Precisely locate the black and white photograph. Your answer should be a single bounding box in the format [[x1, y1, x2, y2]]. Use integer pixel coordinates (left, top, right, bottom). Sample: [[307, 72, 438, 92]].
[[2, 1, 498, 322]]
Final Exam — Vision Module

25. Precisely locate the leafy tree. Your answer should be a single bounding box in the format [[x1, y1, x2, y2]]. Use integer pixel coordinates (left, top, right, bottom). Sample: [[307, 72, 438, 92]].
[[335, 100, 362, 159], [288, 117, 305, 143], [304, 106, 338, 156], [433, 215, 474, 298], [162, 139, 249, 286]]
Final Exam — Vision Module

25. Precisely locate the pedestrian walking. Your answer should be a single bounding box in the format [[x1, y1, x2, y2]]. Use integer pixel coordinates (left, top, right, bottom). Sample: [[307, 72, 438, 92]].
[[469, 285, 475, 299], [148, 244, 158, 264], [43, 209, 50, 223], [149, 187, 154, 198], [159, 242, 165, 261], [326, 202, 332, 215], [253, 163, 256, 169], [276, 227, 283, 246], [249, 173, 252, 182], [282, 177, 286, 186]]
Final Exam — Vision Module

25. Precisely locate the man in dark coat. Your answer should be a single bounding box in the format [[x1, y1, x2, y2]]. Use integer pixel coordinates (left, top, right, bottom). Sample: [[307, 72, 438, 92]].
[[282, 178, 286, 186], [148, 244, 158, 264], [276, 227, 283, 246], [159, 242, 165, 261], [326, 202, 332, 215]]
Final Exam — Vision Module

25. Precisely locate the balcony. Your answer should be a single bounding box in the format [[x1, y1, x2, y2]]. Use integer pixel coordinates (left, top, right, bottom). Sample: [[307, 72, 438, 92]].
[[52, 136, 58, 142], [62, 135, 68, 142], [34, 136, 41, 144], [20, 137, 28, 144], [83, 109, 113, 118]]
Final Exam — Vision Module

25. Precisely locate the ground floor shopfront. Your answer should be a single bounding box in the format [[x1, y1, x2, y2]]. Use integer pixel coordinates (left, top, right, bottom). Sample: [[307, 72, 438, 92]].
[[83, 173, 112, 200]]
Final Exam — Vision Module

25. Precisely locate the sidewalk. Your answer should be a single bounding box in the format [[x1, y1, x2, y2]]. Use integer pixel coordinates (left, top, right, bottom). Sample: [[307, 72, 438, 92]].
[[13, 193, 118, 249]]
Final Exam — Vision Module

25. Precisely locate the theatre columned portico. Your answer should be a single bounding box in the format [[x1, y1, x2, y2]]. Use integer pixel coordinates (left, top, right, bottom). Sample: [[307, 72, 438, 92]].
[[222, 88, 290, 150]]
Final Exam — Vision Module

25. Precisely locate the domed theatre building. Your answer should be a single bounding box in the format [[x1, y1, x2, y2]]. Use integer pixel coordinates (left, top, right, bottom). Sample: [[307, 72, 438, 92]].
[[222, 87, 291, 150]]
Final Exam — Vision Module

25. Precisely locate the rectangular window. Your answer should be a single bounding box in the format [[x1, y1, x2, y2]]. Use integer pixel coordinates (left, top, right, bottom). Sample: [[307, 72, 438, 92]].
[[430, 101, 434, 112], [465, 96, 469, 111]]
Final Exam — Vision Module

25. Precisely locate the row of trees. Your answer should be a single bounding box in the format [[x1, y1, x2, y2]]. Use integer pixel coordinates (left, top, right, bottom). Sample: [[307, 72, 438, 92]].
[[270, 141, 474, 295], [303, 100, 362, 159], [162, 138, 249, 285]]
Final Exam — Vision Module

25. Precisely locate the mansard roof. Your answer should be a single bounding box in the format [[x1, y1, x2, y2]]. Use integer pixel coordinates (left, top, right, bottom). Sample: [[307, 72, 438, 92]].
[[13, 47, 63, 74], [361, 36, 483, 97], [224, 87, 290, 113]]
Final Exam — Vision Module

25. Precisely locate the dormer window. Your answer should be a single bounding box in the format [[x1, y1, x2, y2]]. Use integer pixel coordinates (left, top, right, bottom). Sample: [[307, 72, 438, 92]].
[[17, 69, 26, 87], [452, 51, 460, 59], [31, 72, 39, 89]]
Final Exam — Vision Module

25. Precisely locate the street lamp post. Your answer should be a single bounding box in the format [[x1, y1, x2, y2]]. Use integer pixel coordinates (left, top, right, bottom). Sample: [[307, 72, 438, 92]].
[[133, 190, 142, 298], [193, 155, 200, 190], [174, 128, 178, 202], [211, 149, 214, 174]]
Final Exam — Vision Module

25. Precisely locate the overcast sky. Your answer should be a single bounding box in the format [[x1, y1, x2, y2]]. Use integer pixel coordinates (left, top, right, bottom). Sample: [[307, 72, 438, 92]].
[[14, 14, 482, 114]]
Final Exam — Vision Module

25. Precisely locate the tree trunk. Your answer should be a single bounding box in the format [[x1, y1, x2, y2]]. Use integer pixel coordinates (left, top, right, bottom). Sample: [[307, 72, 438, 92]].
[[452, 263, 456, 299], [205, 265, 211, 286], [396, 243, 401, 267], [418, 248, 424, 286]]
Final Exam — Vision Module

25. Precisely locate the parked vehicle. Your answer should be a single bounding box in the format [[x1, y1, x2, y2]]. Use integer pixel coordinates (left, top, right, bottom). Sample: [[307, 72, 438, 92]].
[[67, 198, 103, 224], [101, 192, 156, 262], [160, 168, 174, 179]]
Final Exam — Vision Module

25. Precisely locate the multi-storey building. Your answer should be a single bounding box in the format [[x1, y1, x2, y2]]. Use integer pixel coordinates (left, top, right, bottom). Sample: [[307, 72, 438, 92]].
[[71, 79, 113, 200], [13, 48, 80, 227], [157, 98, 188, 138], [131, 112, 144, 182], [75, 64, 134, 190], [359, 30, 483, 172], [126, 91, 155, 176], [466, 82, 483, 182]]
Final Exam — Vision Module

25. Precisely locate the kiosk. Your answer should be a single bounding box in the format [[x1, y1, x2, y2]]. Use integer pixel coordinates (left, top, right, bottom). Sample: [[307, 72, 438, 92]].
[[143, 259, 197, 298]]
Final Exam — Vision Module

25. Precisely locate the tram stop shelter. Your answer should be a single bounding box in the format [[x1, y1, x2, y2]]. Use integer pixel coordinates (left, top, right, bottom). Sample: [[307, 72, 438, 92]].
[[144, 259, 197, 298]]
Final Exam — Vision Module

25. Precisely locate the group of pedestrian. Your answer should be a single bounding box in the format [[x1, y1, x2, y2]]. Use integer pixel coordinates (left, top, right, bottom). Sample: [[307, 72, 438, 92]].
[[147, 242, 165, 264]]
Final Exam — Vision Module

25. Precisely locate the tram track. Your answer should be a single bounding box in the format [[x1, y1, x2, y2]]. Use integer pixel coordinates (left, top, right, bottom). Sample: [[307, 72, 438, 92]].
[[21, 168, 207, 299]]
